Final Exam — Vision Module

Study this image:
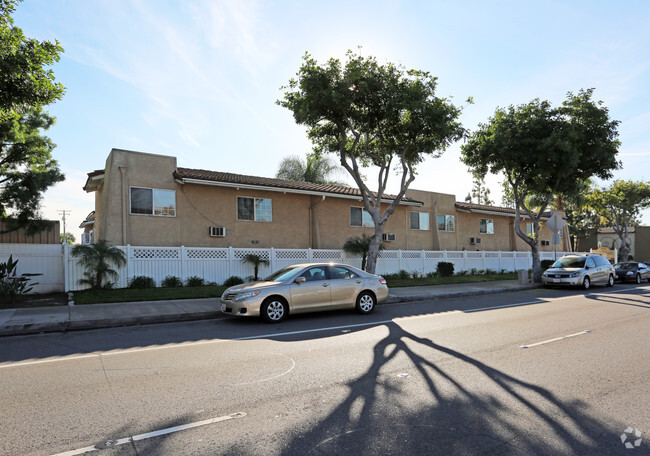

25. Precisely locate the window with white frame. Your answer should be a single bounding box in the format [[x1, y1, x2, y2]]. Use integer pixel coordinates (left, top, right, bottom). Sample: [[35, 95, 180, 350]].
[[526, 222, 534, 236], [130, 187, 176, 216], [237, 197, 272, 222], [479, 218, 494, 234], [410, 212, 430, 230], [350, 207, 374, 227], [437, 214, 455, 232]]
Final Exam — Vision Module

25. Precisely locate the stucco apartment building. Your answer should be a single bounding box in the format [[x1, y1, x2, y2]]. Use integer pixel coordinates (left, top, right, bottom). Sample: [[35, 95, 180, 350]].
[[82, 149, 570, 252]]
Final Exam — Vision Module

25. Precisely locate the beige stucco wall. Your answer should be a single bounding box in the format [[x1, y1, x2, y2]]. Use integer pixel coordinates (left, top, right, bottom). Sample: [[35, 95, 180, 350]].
[[89, 149, 572, 252]]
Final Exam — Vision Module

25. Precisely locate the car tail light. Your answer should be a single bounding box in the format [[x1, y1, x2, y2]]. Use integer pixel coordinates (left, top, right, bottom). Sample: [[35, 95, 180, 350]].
[[379, 278, 387, 285]]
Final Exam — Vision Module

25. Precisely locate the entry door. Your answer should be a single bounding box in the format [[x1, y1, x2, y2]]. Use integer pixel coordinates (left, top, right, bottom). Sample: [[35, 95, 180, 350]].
[[290, 266, 331, 312]]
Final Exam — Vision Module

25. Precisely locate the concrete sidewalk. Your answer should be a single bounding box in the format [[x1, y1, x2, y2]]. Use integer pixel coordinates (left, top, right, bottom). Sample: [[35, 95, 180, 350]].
[[0, 280, 539, 337]]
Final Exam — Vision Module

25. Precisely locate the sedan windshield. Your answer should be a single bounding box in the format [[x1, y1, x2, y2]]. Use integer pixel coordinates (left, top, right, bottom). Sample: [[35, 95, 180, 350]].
[[614, 263, 636, 269], [264, 266, 303, 282], [552, 257, 586, 268]]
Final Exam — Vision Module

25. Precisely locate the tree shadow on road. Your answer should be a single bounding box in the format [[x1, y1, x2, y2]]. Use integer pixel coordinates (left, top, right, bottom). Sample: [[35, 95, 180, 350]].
[[223, 321, 643, 455]]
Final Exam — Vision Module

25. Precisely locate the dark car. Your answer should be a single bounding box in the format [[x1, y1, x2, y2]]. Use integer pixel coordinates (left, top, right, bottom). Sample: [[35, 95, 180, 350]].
[[614, 262, 650, 283]]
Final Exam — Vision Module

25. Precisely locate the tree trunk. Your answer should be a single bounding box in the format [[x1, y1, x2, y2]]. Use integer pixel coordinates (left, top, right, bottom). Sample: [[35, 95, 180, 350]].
[[530, 245, 542, 283], [365, 226, 385, 274]]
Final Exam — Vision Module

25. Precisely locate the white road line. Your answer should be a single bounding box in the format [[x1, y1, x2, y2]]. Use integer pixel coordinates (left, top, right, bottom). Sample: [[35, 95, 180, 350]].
[[51, 412, 246, 456], [521, 330, 591, 348], [2, 287, 647, 370]]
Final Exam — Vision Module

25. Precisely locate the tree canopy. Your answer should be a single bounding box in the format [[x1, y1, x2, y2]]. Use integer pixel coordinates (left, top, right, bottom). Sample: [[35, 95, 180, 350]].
[[279, 50, 466, 272], [0, 0, 64, 118], [461, 89, 620, 282], [588, 180, 650, 261], [0, 0, 65, 233]]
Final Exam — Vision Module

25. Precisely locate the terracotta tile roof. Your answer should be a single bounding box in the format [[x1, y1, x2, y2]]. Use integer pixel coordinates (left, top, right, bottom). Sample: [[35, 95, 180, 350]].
[[174, 167, 422, 204], [455, 201, 552, 218]]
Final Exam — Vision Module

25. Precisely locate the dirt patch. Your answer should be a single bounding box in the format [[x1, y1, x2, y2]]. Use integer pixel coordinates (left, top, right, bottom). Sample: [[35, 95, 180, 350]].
[[0, 292, 68, 309]]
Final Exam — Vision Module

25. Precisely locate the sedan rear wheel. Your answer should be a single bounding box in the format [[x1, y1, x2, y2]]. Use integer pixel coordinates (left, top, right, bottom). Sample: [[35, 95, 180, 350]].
[[261, 297, 287, 323], [582, 276, 591, 290], [356, 291, 376, 314], [607, 274, 614, 287]]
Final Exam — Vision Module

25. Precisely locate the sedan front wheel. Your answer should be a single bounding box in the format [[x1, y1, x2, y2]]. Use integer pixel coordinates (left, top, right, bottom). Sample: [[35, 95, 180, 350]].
[[261, 297, 287, 323]]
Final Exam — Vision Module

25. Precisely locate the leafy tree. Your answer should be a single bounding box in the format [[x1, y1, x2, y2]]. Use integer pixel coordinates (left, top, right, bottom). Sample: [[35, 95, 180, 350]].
[[276, 154, 345, 185], [279, 50, 465, 273], [461, 89, 620, 282], [561, 180, 601, 252], [588, 180, 650, 262], [0, 108, 65, 233], [241, 254, 269, 281], [464, 175, 493, 205], [71, 240, 127, 289], [343, 234, 384, 272], [0, 1, 65, 233], [60, 232, 76, 244], [0, 0, 65, 118]]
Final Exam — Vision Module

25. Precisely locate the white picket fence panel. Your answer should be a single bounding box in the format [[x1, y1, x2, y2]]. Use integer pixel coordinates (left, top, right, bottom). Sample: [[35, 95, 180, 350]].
[[0, 243, 579, 292]]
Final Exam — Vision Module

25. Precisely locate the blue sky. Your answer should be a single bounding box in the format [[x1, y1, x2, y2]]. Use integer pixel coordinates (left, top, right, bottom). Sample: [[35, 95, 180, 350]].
[[13, 0, 650, 240]]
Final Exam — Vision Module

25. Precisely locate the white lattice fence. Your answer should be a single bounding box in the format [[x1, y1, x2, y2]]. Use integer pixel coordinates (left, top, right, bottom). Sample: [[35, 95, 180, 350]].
[[14, 243, 584, 291]]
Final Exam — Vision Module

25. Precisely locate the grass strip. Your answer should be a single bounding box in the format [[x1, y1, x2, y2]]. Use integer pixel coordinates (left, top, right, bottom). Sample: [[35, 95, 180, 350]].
[[73, 286, 228, 305]]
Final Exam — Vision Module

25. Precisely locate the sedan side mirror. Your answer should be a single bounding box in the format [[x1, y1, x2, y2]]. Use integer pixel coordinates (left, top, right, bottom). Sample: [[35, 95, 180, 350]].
[[295, 277, 306, 284]]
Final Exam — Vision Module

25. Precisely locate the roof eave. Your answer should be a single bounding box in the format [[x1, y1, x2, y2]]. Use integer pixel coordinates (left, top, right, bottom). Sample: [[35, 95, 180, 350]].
[[179, 177, 423, 206]]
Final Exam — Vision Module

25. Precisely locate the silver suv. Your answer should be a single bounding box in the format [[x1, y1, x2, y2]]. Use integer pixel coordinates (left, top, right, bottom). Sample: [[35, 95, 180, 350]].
[[542, 254, 615, 289]]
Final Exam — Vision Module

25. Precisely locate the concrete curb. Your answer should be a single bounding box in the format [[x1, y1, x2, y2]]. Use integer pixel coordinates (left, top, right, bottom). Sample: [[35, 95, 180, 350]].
[[1, 311, 223, 337], [1, 283, 542, 337], [384, 283, 541, 304]]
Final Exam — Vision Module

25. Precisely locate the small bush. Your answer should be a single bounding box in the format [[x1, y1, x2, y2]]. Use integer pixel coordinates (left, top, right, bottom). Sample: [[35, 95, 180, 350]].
[[436, 261, 454, 277], [457, 270, 469, 276], [223, 276, 244, 287], [411, 271, 422, 279], [426, 271, 439, 278], [161, 276, 183, 288], [185, 276, 205, 287], [470, 268, 478, 275], [396, 269, 411, 280], [541, 260, 554, 271], [128, 276, 156, 289], [485, 268, 497, 275]]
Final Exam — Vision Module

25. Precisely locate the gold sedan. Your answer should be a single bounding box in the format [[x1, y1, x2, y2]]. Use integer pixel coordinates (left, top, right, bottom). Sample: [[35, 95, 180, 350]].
[[220, 263, 388, 323]]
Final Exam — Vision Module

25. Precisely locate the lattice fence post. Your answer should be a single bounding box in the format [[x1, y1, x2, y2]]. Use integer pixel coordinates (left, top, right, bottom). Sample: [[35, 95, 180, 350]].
[[270, 247, 276, 272]]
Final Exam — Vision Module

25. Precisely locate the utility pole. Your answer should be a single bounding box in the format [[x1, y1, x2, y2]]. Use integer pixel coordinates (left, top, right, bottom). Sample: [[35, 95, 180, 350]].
[[57, 209, 71, 244]]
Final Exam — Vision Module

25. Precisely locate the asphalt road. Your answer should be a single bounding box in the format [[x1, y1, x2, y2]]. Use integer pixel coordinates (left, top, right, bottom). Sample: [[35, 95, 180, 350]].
[[1, 284, 649, 456]]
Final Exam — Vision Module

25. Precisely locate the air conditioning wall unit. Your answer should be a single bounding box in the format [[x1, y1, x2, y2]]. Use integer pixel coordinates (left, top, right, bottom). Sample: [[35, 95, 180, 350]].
[[470, 237, 482, 245], [209, 226, 226, 237], [382, 233, 397, 242]]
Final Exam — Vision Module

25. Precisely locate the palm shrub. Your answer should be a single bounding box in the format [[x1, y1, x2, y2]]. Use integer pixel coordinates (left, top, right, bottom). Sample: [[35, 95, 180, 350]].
[[71, 240, 127, 289], [161, 276, 183, 288], [343, 234, 384, 271], [241, 254, 269, 281], [128, 276, 156, 289], [223, 276, 244, 287], [185, 275, 205, 287]]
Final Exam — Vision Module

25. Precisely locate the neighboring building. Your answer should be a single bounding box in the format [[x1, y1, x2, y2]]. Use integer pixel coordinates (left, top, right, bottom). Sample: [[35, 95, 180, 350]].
[[82, 148, 570, 252], [79, 211, 95, 245], [582, 227, 650, 262], [0, 221, 60, 244]]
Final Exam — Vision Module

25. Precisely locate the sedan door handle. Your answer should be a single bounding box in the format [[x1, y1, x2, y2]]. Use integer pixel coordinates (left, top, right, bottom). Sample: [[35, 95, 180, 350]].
[[322, 283, 329, 287]]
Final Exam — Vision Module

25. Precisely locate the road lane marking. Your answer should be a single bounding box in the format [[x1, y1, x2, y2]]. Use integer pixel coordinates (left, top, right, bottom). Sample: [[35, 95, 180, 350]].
[[521, 330, 591, 348], [3, 287, 648, 370], [51, 412, 246, 456]]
